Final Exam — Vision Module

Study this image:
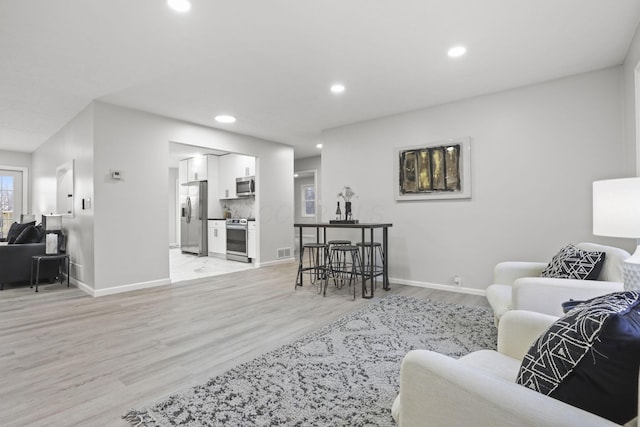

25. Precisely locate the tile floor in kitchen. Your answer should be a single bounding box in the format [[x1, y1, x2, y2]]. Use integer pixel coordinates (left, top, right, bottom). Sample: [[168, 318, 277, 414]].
[[169, 247, 255, 283]]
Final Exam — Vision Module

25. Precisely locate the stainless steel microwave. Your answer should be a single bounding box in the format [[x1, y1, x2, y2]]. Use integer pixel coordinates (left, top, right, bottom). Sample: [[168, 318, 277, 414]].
[[236, 176, 255, 196]]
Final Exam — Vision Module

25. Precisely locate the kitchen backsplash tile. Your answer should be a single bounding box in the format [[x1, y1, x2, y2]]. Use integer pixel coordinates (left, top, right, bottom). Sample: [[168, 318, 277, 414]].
[[223, 198, 254, 219]]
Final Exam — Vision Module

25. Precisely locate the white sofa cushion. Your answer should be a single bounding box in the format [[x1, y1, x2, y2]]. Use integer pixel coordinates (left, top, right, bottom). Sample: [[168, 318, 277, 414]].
[[458, 349, 520, 381]]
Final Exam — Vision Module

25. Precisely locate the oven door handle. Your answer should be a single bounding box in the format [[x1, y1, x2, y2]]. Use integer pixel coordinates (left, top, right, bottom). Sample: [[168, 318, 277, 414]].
[[226, 225, 248, 230]]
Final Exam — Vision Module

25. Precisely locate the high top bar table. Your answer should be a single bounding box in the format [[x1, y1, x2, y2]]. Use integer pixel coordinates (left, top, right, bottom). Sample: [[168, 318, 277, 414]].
[[294, 223, 392, 299]]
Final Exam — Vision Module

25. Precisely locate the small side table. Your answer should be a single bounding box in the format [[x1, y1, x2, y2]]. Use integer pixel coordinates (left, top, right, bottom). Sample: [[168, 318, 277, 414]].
[[30, 254, 70, 292]]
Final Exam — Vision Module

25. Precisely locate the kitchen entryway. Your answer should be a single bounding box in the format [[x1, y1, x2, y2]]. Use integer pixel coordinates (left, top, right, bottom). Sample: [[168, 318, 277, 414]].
[[169, 248, 254, 283]]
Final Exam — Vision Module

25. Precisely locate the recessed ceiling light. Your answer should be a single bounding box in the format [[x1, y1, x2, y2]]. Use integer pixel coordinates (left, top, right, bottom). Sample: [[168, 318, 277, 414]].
[[316, 143, 323, 149], [167, 0, 191, 13], [447, 45, 467, 58], [215, 114, 236, 123], [330, 84, 345, 94], [294, 173, 299, 178]]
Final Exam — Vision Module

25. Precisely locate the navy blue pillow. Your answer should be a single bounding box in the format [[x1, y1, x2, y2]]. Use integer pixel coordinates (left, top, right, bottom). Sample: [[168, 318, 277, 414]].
[[517, 291, 640, 425], [540, 244, 606, 280]]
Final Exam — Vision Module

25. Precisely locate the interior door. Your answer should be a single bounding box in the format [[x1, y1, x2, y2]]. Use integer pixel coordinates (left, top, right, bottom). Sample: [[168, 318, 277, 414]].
[[0, 170, 23, 238]]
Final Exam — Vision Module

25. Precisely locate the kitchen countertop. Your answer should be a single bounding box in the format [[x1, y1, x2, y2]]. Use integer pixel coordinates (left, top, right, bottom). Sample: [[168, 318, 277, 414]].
[[208, 218, 256, 221]]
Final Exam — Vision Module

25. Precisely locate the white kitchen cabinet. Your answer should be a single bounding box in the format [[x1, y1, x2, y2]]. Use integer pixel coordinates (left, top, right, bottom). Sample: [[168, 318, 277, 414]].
[[207, 221, 215, 255], [247, 221, 257, 259], [218, 154, 236, 199], [180, 155, 209, 183], [208, 220, 226, 255], [187, 155, 208, 181], [218, 153, 256, 199], [238, 155, 255, 177]]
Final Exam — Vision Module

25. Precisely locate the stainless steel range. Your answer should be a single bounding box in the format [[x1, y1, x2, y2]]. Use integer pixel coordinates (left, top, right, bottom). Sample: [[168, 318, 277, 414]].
[[226, 218, 249, 262]]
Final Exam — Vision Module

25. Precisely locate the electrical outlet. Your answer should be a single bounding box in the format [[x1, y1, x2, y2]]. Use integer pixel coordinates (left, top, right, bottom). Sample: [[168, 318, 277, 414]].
[[453, 275, 461, 286]]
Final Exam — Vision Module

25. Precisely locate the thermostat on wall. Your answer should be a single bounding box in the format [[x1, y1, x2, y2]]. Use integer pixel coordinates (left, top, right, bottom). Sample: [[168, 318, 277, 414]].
[[111, 170, 122, 180]]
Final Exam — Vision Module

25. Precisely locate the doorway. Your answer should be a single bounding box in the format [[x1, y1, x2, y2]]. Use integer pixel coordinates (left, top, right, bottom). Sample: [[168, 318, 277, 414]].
[[293, 169, 318, 255], [167, 142, 256, 283]]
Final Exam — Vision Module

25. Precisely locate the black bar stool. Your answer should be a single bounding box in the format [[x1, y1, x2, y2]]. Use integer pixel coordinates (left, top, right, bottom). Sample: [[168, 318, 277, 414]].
[[327, 240, 351, 289], [327, 245, 363, 299], [295, 243, 329, 294], [356, 241, 385, 287]]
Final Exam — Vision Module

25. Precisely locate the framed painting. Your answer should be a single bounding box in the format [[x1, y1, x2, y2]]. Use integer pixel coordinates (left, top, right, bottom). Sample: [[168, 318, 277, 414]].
[[394, 136, 471, 201]]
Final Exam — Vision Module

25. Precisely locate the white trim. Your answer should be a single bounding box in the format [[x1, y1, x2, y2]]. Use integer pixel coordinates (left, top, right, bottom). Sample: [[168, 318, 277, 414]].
[[390, 276, 486, 296], [294, 168, 318, 222], [175, 178, 180, 246], [635, 61, 640, 176], [259, 257, 296, 268], [0, 165, 29, 215], [73, 278, 93, 296], [74, 277, 171, 297], [300, 183, 316, 217]]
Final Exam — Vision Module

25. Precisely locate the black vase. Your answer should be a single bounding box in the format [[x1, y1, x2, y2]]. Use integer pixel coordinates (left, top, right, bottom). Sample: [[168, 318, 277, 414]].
[[345, 201, 352, 221]]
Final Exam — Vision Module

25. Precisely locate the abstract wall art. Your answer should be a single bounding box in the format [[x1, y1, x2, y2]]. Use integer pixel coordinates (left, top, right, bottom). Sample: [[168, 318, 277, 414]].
[[394, 136, 471, 201]]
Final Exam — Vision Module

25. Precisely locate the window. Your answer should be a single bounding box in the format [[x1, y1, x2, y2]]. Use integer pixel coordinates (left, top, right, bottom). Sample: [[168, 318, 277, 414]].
[[0, 175, 14, 237], [301, 184, 315, 217]]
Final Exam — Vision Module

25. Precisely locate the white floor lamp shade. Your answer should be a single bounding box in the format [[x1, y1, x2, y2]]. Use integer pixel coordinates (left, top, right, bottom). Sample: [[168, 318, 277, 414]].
[[593, 177, 640, 290]]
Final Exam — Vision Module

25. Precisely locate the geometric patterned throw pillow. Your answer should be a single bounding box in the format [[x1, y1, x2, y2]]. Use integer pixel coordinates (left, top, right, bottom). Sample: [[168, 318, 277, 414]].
[[540, 244, 606, 280], [516, 291, 640, 425]]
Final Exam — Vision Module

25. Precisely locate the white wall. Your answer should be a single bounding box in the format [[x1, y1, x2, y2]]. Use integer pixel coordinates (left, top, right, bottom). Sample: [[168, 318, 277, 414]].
[[624, 22, 640, 175], [30, 101, 293, 295], [0, 150, 31, 167], [32, 103, 95, 288], [168, 167, 178, 247], [90, 102, 293, 293], [321, 67, 635, 293]]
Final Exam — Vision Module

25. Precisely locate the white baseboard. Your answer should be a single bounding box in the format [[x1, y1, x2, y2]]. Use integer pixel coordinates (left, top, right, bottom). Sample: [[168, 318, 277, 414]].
[[73, 277, 171, 297], [258, 257, 296, 268], [72, 278, 92, 296], [391, 277, 486, 296]]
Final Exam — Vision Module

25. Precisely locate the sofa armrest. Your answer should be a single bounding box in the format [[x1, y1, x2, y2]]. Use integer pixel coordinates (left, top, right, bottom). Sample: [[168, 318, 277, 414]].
[[512, 277, 624, 317], [497, 310, 558, 360], [493, 261, 547, 285], [396, 350, 620, 427]]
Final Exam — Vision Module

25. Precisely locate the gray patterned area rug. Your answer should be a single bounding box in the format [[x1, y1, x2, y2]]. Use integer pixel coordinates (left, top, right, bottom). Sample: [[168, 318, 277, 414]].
[[124, 295, 497, 426]]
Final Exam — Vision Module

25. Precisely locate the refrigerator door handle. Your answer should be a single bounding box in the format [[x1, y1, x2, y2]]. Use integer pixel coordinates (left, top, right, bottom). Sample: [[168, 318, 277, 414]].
[[187, 197, 192, 224]]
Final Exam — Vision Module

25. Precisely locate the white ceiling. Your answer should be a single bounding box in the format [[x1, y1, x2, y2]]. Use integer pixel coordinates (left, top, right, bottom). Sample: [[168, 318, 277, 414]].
[[2, 0, 640, 159]]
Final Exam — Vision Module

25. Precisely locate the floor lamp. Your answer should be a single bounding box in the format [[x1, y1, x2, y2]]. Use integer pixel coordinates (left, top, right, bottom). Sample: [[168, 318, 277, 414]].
[[593, 177, 640, 291]]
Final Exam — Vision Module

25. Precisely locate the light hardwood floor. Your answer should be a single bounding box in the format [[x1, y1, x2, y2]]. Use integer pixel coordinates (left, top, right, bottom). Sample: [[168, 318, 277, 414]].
[[0, 262, 489, 427]]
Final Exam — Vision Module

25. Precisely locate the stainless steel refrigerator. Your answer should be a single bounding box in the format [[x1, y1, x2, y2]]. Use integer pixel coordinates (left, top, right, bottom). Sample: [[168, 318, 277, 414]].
[[180, 181, 208, 256]]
